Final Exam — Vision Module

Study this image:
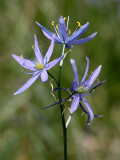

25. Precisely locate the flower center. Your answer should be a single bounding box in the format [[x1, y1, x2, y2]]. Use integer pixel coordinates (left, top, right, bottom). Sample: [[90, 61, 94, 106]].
[[36, 62, 44, 70], [77, 85, 85, 93]]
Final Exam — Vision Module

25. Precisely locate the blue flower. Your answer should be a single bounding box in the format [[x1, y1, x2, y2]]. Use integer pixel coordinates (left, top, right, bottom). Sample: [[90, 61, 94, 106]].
[[12, 34, 64, 95], [67, 57, 105, 128], [36, 16, 97, 49]]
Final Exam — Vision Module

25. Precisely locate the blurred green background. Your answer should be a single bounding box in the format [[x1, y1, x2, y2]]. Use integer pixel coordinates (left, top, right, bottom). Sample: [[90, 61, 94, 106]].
[[0, 0, 120, 159]]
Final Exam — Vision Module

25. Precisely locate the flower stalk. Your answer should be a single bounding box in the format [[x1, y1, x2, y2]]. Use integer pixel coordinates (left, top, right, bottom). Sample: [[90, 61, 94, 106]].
[[57, 44, 67, 160]]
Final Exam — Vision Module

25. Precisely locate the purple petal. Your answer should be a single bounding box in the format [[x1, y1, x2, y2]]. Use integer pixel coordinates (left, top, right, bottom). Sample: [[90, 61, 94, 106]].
[[44, 39, 54, 64], [67, 22, 89, 43], [86, 80, 106, 95], [70, 59, 79, 90], [85, 65, 102, 88], [42, 31, 52, 40], [41, 69, 48, 82], [70, 94, 80, 113], [82, 97, 94, 122], [12, 54, 36, 71], [34, 34, 44, 63], [68, 32, 97, 45], [45, 55, 64, 70], [14, 72, 40, 95], [42, 31, 62, 44], [58, 16, 68, 42], [65, 44, 73, 49], [36, 22, 62, 44], [81, 56, 89, 84]]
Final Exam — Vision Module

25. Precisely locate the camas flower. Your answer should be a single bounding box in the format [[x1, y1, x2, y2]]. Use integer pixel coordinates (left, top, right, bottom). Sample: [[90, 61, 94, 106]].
[[36, 16, 97, 49], [12, 34, 64, 95], [66, 57, 105, 128]]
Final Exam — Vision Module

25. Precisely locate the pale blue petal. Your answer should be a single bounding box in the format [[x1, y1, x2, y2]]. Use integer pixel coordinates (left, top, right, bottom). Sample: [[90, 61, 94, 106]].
[[36, 22, 62, 43], [12, 54, 36, 71], [85, 65, 102, 88], [67, 32, 97, 45], [81, 56, 89, 84], [58, 16, 68, 42], [44, 38, 54, 64], [41, 69, 48, 82], [82, 97, 94, 122], [45, 55, 64, 70], [67, 22, 89, 43], [42, 31, 62, 44], [34, 34, 44, 63], [14, 72, 40, 95], [70, 58, 79, 90], [70, 94, 80, 113]]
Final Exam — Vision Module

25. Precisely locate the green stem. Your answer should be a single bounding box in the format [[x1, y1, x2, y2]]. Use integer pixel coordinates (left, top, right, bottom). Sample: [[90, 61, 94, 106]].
[[57, 44, 67, 160]]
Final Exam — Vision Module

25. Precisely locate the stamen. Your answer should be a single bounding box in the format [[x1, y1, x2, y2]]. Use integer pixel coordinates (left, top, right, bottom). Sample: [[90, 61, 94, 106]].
[[77, 21, 82, 27], [67, 16, 69, 30], [32, 45, 35, 50], [51, 21, 55, 25], [21, 55, 23, 59], [56, 24, 58, 29], [68, 29, 71, 35], [72, 21, 82, 34], [51, 22, 59, 38], [63, 17, 66, 21], [54, 25, 59, 37]]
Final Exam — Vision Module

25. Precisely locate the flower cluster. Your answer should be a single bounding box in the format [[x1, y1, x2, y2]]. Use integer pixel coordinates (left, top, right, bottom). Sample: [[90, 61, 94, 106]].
[[13, 16, 105, 128]]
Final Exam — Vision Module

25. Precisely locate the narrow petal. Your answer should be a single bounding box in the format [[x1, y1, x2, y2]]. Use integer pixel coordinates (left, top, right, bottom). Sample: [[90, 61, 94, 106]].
[[70, 94, 80, 113], [14, 72, 40, 95], [81, 56, 89, 84], [34, 34, 44, 63], [44, 39, 54, 64], [42, 31, 62, 44], [42, 97, 67, 109], [85, 65, 102, 87], [70, 58, 79, 90], [45, 55, 64, 70], [67, 22, 89, 43], [36, 22, 62, 43], [41, 69, 48, 82], [68, 32, 97, 45], [86, 80, 106, 95], [12, 54, 36, 71], [58, 16, 68, 42], [82, 97, 94, 122], [65, 44, 73, 49]]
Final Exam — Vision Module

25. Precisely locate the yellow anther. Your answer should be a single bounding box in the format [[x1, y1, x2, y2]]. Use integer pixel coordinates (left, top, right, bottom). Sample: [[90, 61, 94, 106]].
[[51, 21, 55, 25], [63, 17, 66, 21], [77, 21, 81, 27], [21, 55, 23, 59], [56, 24, 58, 29], [68, 29, 71, 35], [32, 45, 35, 49], [36, 62, 44, 70], [77, 85, 85, 93]]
